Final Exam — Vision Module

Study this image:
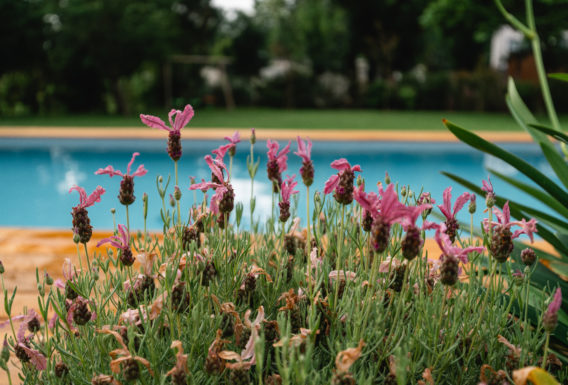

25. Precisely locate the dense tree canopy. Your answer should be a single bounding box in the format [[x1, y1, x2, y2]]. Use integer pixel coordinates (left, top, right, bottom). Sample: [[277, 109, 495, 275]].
[[1, 0, 567, 114]]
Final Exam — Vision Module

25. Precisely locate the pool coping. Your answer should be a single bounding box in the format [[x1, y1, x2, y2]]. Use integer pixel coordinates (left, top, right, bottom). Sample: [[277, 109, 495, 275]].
[[0, 127, 533, 142]]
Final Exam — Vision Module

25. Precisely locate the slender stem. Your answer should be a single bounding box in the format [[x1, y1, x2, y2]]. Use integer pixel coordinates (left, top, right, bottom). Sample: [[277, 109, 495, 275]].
[[1, 275, 17, 341], [126, 204, 130, 233], [306, 186, 311, 254], [83, 243, 92, 275], [333, 204, 346, 309], [175, 161, 181, 226], [229, 155, 233, 182], [541, 332, 551, 369]]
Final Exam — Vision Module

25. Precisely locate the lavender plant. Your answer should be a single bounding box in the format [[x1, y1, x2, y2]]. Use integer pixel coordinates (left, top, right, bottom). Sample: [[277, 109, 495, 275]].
[[0, 105, 564, 385]]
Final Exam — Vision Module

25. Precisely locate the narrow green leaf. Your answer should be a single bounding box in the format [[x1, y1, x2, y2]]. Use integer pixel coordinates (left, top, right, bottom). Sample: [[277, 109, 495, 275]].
[[539, 143, 568, 189], [529, 123, 568, 144], [443, 120, 568, 206], [547, 260, 568, 277], [489, 169, 568, 218], [506, 79, 568, 188], [549, 73, 568, 82]]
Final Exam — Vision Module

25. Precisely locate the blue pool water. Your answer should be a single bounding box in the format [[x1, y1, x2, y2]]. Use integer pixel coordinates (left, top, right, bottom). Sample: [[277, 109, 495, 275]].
[[0, 137, 554, 231]]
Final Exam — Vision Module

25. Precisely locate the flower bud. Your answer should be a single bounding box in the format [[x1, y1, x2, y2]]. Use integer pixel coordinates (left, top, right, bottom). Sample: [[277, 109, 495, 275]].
[[521, 248, 537, 266], [512, 270, 524, 287], [1, 337, 10, 363], [158, 175, 163, 183], [0, 261, 4, 274], [400, 186, 406, 197], [384, 172, 391, 185], [73, 232, 81, 244], [486, 192, 496, 208], [468, 195, 476, 214], [174, 186, 182, 201], [543, 288, 562, 333], [45, 273, 53, 286], [169, 194, 176, 208], [356, 175, 363, 187], [111, 208, 116, 215], [143, 193, 148, 219], [250, 127, 256, 144]]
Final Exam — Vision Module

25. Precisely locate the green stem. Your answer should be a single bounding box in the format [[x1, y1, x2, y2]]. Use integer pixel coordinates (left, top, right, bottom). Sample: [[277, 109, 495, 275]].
[[126, 204, 130, 234], [541, 332, 550, 369], [83, 243, 92, 276], [175, 160, 181, 226], [306, 186, 311, 256]]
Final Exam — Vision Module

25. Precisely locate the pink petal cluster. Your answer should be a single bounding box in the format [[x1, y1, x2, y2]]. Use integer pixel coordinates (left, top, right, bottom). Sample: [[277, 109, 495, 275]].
[[483, 202, 538, 242], [95, 152, 148, 178], [438, 187, 471, 221], [434, 223, 485, 264], [189, 155, 230, 215], [281, 175, 299, 204], [140, 105, 194, 133], [69, 185, 106, 209], [267, 139, 291, 174], [323, 159, 361, 195], [224, 131, 241, 146], [97, 224, 130, 250], [294, 136, 312, 162]]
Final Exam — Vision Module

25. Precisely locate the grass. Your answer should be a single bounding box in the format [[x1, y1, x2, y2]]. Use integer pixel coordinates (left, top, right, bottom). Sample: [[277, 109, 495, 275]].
[[2, 108, 566, 130]]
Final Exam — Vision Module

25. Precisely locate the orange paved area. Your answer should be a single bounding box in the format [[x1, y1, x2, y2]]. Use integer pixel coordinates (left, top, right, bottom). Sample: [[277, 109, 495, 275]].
[[0, 127, 533, 142]]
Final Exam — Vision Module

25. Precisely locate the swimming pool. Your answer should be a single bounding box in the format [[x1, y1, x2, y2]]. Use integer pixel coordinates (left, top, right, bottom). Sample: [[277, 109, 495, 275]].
[[0, 137, 553, 231]]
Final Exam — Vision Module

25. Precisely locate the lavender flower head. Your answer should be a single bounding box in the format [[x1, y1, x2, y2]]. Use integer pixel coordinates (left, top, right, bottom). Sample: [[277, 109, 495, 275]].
[[140, 104, 194, 161], [324, 158, 361, 205], [437, 187, 471, 243], [190, 155, 234, 227], [483, 202, 537, 263], [69, 185, 106, 244], [294, 136, 314, 187], [279, 175, 299, 222], [95, 152, 148, 206], [224, 131, 241, 157], [98, 224, 134, 266], [266, 139, 291, 191], [481, 176, 496, 208], [543, 288, 562, 332]]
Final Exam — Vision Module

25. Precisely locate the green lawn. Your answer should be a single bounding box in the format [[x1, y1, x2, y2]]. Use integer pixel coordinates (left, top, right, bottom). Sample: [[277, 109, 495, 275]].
[[1, 108, 565, 131]]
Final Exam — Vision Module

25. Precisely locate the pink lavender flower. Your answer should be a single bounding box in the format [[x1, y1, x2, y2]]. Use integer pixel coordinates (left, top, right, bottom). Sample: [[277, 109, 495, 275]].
[[279, 175, 299, 222], [483, 202, 538, 263], [399, 203, 436, 260], [294, 136, 314, 187], [435, 223, 485, 285], [97, 224, 134, 266], [140, 104, 194, 161], [543, 288, 562, 332], [224, 131, 241, 157], [353, 182, 377, 232], [324, 158, 361, 205], [189, 155, 234, 227], [481, 176, 496, 208], [266, 139, 291, 191], [12, 310, 47, 370], [437, 187, 471, 243], [69, 185, 105, 244], [95, 152, 147, 206], [354, 183, 407, 253]]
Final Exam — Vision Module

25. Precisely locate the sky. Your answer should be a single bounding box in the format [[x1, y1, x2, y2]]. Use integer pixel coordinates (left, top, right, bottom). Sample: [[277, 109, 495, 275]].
[[212, 0, 255, 14]]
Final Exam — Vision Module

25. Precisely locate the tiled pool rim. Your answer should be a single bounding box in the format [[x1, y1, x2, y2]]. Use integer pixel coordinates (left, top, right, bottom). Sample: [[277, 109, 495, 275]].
[[0, 127, 533, 142]]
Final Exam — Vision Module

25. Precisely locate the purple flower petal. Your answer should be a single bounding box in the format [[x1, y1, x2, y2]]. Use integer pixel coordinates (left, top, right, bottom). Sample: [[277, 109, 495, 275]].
[[140, 114, 170, 131]]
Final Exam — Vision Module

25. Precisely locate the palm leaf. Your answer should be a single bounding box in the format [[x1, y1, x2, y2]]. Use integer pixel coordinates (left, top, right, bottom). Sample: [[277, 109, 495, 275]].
[[443, 120, 568, 205]]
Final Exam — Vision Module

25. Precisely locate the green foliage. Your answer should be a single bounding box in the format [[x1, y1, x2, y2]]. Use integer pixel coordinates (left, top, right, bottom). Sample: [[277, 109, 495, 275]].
[[442, 0, 568, 354]]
